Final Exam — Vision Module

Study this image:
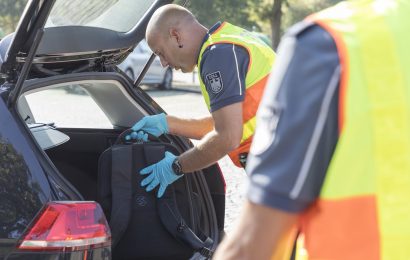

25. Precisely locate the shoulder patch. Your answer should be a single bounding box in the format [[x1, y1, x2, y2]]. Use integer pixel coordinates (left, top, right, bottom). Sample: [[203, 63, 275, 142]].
[[206, 71, 224, 94]]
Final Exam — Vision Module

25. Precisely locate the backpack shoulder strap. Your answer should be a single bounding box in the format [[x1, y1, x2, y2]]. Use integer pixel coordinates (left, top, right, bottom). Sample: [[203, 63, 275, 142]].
[[143, 144, 215, 258], [109, 145, 133, 248], [157, 186, 214, 258]]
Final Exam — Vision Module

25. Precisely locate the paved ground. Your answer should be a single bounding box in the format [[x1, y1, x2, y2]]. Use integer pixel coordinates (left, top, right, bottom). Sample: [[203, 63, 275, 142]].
[[146, 87, 248, 233]]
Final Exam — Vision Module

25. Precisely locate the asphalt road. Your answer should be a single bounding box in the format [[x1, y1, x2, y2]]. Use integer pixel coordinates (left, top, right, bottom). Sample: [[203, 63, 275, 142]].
[[145, 88, 248, 233]]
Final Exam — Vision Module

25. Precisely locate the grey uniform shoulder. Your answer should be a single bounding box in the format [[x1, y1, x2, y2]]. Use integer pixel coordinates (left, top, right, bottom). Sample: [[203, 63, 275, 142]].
[[200, 43, 249, 112], [246, 21, 341, 212], [285, 19, 316, 37]]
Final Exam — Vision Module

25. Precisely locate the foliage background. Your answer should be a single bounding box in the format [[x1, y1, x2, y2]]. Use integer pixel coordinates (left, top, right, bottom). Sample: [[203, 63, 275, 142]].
[[178, 0, 342, 49], [0, 0, 27, 38]]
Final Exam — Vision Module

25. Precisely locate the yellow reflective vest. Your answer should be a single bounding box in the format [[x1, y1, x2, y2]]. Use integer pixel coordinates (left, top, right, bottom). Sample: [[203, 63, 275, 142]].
[[299, 1, 410, 259], [197, 22, 276, 167]]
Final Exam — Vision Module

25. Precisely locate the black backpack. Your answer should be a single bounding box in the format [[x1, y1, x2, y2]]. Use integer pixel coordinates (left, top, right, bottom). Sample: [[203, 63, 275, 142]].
[[97, 130, 213, 259]]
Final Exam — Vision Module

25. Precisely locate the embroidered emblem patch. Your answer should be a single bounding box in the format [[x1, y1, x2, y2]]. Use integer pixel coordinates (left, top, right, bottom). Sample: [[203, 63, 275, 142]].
[[206, 71, 224, 94]]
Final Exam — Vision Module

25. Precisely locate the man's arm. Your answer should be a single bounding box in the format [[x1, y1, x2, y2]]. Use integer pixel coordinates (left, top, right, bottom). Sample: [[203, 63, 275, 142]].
[[169, 43, 248, 172], [166, 115, 214, 140], [213, 201, 298, 260], [177, 102, 243, 172]]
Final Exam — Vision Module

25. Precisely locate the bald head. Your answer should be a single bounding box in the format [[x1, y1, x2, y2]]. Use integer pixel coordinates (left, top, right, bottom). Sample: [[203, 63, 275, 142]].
[[144, 4, 207, 73], [146, 4, 196, 41]]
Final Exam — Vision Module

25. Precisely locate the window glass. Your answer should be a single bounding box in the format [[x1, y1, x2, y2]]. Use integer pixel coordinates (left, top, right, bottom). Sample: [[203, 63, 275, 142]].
[[0, 98, 49, 240], [46, 0, 155, 33], [25, 84, 112, 129]]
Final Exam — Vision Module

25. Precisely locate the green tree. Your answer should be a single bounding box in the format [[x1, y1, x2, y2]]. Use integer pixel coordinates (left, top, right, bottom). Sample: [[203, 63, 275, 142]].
[[248, 0, 342, 49], [282, 0, 341, 30], [176, 0, 258, 31], [248, 0, 286, 50]]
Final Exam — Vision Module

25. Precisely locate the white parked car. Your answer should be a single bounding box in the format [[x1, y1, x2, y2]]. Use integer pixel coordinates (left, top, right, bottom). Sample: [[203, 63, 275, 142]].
[[118, 39, 173, 90]]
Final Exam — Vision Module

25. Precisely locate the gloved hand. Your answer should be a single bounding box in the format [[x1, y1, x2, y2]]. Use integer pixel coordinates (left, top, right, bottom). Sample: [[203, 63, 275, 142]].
[[125, 131, 148, 142], [128, 113, 168, 140], [140, 151, 183, 198]]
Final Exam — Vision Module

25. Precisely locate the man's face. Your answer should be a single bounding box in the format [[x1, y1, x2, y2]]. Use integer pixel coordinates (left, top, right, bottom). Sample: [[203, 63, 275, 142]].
[[147, 34, 195, 73]]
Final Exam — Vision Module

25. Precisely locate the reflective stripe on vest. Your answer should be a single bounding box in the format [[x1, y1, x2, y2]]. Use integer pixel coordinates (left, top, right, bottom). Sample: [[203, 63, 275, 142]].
[[300, 1, 410, 259], [197, 22, 275, 167]]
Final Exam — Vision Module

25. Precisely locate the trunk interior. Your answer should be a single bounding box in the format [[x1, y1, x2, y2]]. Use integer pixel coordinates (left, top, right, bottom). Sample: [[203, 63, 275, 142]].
[[45, 128, 120, 202], [17, 73, 226, 259], [44, 127, 226, 259]]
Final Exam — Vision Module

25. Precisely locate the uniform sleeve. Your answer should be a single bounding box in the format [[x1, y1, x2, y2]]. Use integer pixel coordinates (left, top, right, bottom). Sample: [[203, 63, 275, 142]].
[[200, 44, 249, 112], [246, 22, 341, 213]]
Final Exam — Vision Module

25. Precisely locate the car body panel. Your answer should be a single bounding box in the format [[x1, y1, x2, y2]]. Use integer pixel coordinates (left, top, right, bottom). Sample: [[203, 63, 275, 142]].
[[0, 94, 51, 258], [6, 247, 110, 260]]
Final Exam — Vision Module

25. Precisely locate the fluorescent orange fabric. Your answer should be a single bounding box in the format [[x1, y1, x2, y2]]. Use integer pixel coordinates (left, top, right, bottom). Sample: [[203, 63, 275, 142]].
[[301, 196, 380, 260], [242, 74, 270, 123]]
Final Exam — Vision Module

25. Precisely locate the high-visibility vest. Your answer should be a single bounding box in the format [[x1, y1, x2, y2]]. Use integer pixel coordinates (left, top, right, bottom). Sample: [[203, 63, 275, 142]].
[[299, 1, 410, 259], [197, 22, 276, 167]]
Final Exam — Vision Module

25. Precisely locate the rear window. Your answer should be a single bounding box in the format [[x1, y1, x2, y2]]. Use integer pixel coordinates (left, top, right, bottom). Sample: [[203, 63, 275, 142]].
[[46, 0, 156, 33], [0, 97, 50, 239]]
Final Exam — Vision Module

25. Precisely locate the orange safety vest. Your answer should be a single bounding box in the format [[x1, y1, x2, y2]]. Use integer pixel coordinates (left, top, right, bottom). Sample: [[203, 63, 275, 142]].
[[197, 22, 276, 167], [298, 1, 410, 259]]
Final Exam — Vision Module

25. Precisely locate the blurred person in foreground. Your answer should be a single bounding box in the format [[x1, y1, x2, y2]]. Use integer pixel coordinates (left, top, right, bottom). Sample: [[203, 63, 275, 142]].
[[129, 4, 276, 198], [214, 0, 410, 259]]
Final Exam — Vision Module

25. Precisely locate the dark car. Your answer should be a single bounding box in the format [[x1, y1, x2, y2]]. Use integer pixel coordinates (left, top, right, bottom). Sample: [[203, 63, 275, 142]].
[[0, 0, 226, 259]]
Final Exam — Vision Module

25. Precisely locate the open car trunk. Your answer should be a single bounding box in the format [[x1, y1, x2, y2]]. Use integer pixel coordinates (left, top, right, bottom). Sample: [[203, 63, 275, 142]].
[[2, 0, 226, 258], [16, 72, 226, 259]]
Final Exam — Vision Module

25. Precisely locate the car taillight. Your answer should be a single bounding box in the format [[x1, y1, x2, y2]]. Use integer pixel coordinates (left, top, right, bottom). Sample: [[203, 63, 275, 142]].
[[18, 201, 111, 251]]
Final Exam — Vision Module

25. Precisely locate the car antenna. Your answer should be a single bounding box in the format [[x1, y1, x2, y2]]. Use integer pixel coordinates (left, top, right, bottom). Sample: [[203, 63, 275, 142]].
[[8, 29, 44, 108], [133, 0, 190, 88]]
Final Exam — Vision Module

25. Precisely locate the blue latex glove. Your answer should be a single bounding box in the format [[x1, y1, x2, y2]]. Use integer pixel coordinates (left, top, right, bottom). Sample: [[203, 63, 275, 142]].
[[130, 113, 168, 138], [125, 131, 148, 142], [140, 151, 183, 198]]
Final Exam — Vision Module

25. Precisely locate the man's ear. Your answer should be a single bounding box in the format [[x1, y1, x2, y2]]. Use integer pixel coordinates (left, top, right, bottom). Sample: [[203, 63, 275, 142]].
[[169, 27, 182, 47]]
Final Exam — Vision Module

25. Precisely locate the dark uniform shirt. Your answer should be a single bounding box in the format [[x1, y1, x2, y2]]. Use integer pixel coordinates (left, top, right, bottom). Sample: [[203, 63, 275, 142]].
[[246, 22, 341, 213], [198, 22, 249, 112]]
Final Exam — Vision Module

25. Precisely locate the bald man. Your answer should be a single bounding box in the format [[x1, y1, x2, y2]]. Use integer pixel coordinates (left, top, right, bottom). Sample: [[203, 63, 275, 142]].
[[130, 4, 276, 198]]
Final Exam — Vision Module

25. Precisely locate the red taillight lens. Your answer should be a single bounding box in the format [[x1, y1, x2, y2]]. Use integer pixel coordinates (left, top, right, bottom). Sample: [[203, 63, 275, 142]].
[[18, 201, 111, 251]]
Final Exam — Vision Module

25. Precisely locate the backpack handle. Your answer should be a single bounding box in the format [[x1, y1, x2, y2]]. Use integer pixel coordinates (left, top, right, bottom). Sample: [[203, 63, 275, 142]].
[[114, 128, 160, 145]]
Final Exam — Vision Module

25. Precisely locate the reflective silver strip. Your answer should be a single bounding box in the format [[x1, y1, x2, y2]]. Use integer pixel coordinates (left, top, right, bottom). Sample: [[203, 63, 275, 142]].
[[232, 45, 243, 96], [19, 236, 110, 249], [290, 65, 341, 199]]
